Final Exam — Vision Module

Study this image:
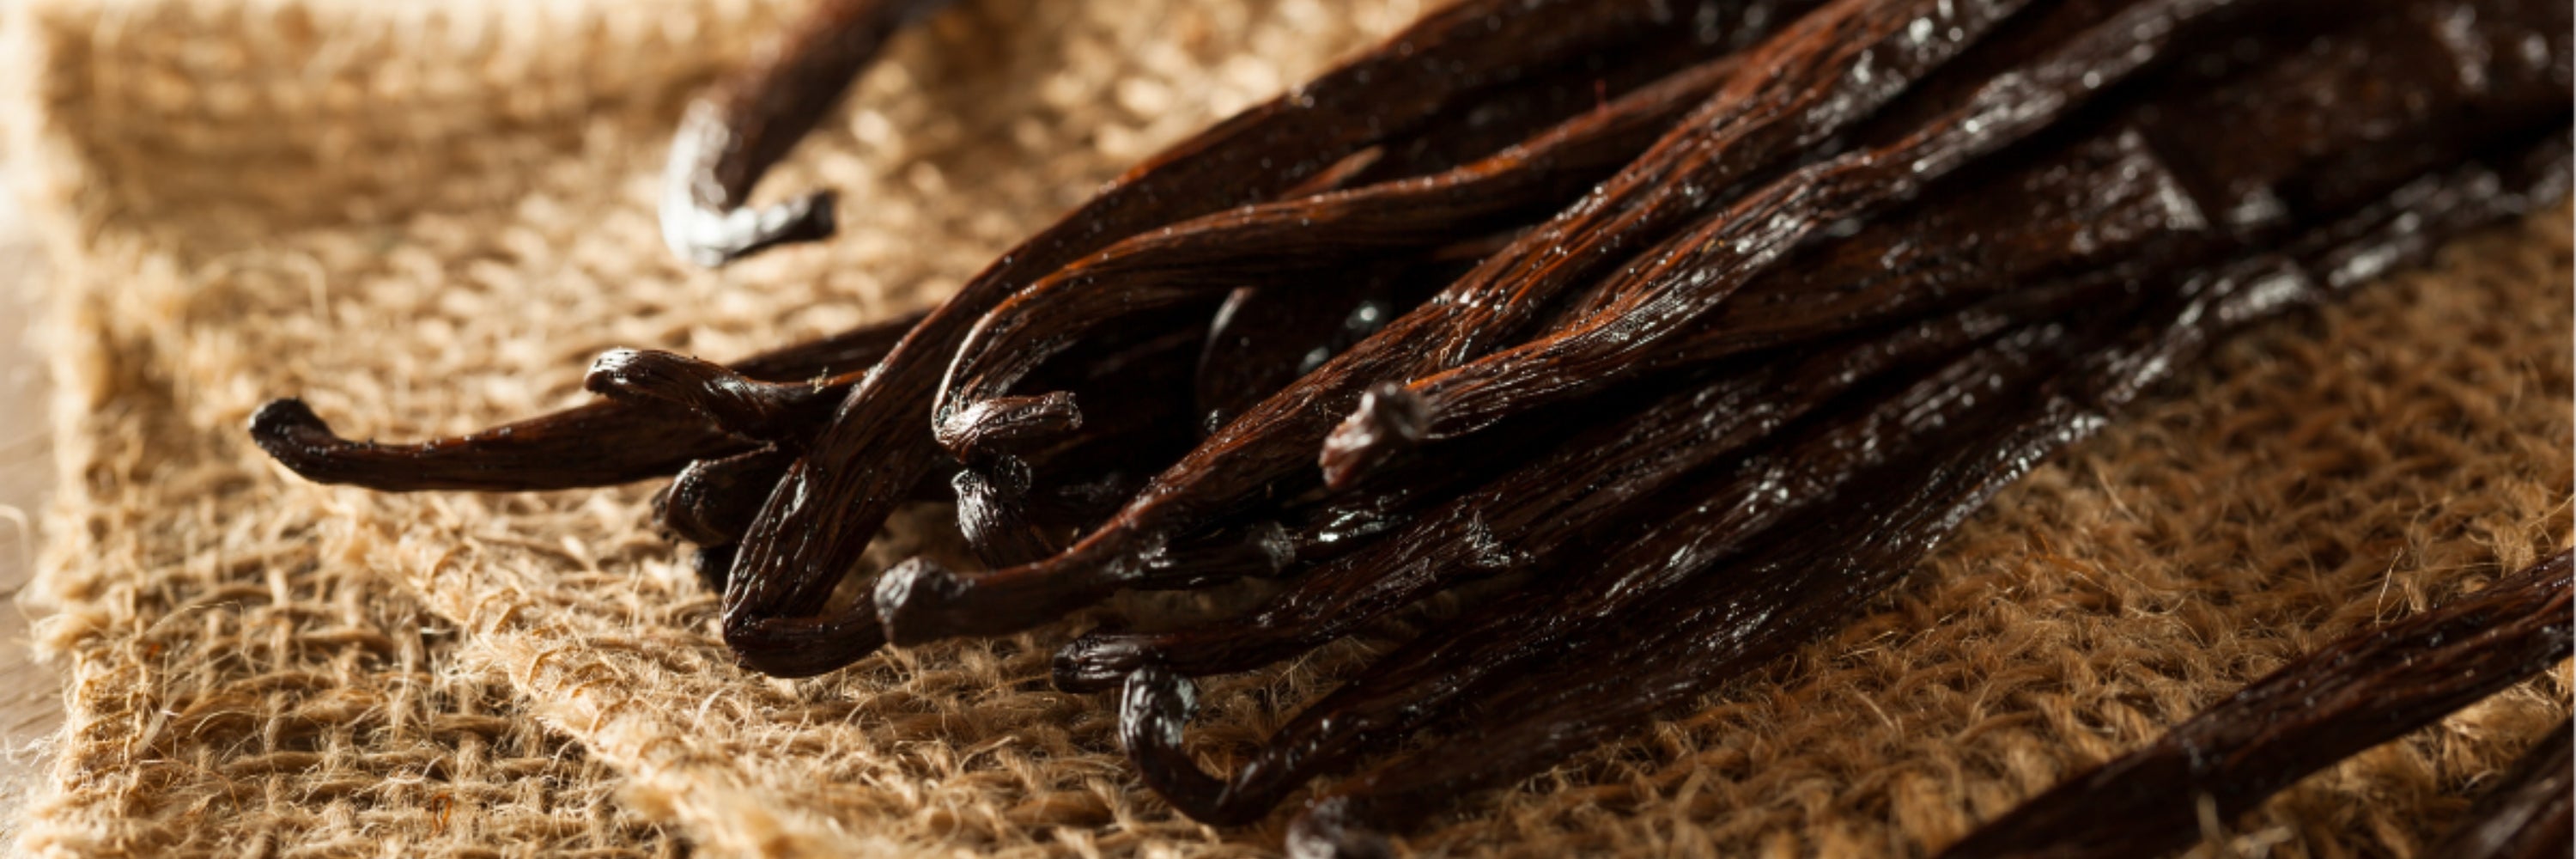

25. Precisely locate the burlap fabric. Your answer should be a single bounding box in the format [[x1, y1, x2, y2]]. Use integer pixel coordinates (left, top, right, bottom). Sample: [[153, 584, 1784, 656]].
[[6, 0, 2568, 855]]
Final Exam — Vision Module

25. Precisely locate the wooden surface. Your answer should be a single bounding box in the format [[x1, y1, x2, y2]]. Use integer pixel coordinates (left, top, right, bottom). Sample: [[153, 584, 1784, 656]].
[[0, 178, 59, 822]]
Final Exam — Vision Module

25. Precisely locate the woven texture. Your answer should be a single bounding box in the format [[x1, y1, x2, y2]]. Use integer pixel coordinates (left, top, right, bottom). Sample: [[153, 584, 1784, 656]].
[[7, 0, 2569, 856]]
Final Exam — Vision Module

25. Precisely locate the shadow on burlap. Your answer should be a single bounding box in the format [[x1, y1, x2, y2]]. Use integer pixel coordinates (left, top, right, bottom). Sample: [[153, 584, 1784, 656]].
[[4, 0, 2567, 856]]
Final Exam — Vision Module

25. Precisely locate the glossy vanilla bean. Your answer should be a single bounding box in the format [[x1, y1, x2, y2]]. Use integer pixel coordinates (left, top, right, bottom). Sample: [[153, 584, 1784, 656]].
[[2428, 718, 2574, 859], [1315, 0, 2285, 487], [1127, 131, 2572, 838], [1054, 280, 2105, 692], [932, 52, 1750, 463], [1118, 314, 2097, 825], [248, 308, 925, 492], [1285, 130, 2576, 854], [1939, 551, 2574, 859], [726, 0, 1745, 676], [1191, 265, 1439, 436], [872, 0, 2038, 647], [657, 446, 801, 546], [661, 0, 955, 266]]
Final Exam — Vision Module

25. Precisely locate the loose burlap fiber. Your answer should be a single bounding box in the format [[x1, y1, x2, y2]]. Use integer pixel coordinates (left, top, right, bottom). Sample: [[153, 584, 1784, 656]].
[[6, 0, 2569, 856]]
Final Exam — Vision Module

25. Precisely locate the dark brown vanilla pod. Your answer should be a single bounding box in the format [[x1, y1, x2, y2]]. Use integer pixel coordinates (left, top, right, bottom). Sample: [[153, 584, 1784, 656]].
[[1938, 551, 2574, 859], [2430, 718, 2573, 859], [871, 0, 2038, 648], [955, 320, 1212, 565], [1114, 318, 2106, 825], [661, 0, 954, 267], [1316, 0, 2285, 488], [248, 308, 928, 492], [657, 447, 800, 547], [1275, 252, 2356, 857], [720, 0, 1753, 677], [953, 456, 1060, 568], [1622, 0, 2576, 381], [2139, 0, 2571, 230], [1192, 265, 1441, 436], [1284, 382, 2104, 859], [931, 52, 1753, 463], [1147, 132, 2574, 837], [1340, 0, 1812, 189], [247, 398, 744, 494], [1053, 279, 2109, 692], [586, 349, 847, 442], [645, 318, 1200, 562]]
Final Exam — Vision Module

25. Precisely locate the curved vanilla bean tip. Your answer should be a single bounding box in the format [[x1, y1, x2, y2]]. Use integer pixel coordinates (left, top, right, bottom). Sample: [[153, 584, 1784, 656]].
[[585, 348, 809, 441], [1118, 666, 1233, 819], [1287, 797, 1397, 859], [248, 394, 727, 490], [954, 456, 1062, 568], [873, 551, 1114, 645], [248, 398, 347, 470], [720, 604, 888, 679], [1052, 632, 1150, 692], [663, 189, 840, 269], [1319, 382, 1429, 490], [659, 447, 799, 546], [659, 101, 841, 269], [870, 557, 977, 646], [934, 392, 1085, 465]]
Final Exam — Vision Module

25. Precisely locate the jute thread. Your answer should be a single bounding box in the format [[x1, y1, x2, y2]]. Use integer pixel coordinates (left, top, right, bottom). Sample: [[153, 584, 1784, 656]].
[[8, 0, 2567, 856]]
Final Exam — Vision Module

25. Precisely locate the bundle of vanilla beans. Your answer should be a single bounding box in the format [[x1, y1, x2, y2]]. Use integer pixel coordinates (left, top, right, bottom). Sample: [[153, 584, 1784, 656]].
[[251, 0, 2574, 853]]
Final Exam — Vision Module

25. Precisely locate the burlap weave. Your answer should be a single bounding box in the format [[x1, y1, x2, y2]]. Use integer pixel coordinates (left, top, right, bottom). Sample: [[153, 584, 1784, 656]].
[[6, 0, 2568, 856]]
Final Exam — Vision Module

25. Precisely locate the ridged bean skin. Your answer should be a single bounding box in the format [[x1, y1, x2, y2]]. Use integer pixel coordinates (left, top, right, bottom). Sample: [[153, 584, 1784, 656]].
[[1270, 136, 2571, 855], [872, 0, 2035, 648], [248, 0, 2574, 844], [661, 0, 957, 267], [1939, 551, 2573, 859], [932, 49, 1753, 465], [1055, 278, 2111, 693], [2427, 717, 2573, 859], [247, 308, 927, 492], [716, 0, 1766, 676]]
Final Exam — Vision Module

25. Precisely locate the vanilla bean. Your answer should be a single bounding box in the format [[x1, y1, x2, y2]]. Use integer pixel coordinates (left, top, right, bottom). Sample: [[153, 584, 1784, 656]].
[[1317, 0, 2298, 487], [2429, 718, 2573, 859], [658, 446, 801, 547], [1118, 131, 2569, 835], [1055, 279, 2104, 692], [249, 308, 925, 492], [1119, 314, 2097, 825], [661, 0, 955, 266], [933, 51, 1750, 464], [1193, 259, 1454, 437], [1941, 551, 2574, 859], [1281, 131, 2574, 853], [720, 0, 1756, 676]]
